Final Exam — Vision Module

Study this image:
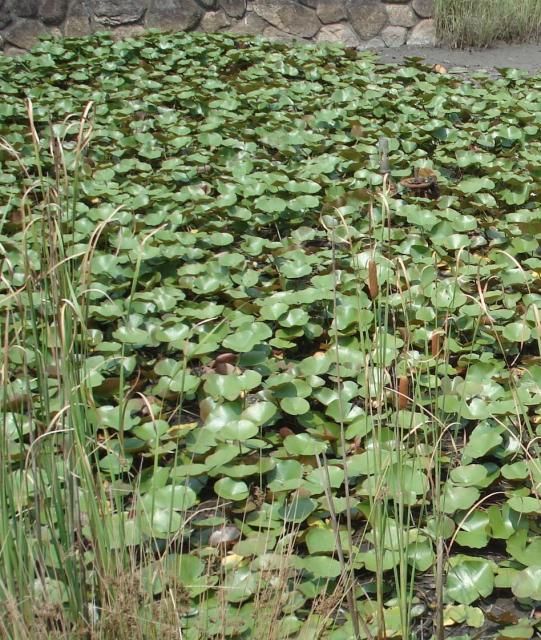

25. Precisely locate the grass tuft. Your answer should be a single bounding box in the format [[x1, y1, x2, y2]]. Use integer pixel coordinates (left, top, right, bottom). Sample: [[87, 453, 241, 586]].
[[435, 0, 541, 48]]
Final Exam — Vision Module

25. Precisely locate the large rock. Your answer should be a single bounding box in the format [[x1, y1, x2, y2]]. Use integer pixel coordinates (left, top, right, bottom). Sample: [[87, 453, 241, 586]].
[[68, 0, 89, 17], [13, 0, 39, 18], [201, 9, 230, 31], [347, 0, 388, 39], [64, 15, 92, 36], [40, 0, 69, 25], [0, 5, 12, 29], [220, 0, 246, 18], [385, 4, 417, 27], [316, 22, 359, 46], [146, 0, 203, 30], [227, 12, 268, 34], [64, 0, 91, 35], [263, 25, 296, 40], [357, 35, 384, 49], [316, 0, 346, 24], [4, 45, 29, 56], [93, 0, 146, 26], [253, 0, 320, 38], [407, 18, 435, 45], [412, 0, 433, 18], [111, 24, 146, 39], [381, 24, 406, 46], [6, 19, 58, 49]]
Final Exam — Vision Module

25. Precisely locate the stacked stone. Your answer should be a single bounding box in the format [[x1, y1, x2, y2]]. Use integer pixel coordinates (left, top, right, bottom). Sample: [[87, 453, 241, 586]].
[[0, 0, 435, 56]]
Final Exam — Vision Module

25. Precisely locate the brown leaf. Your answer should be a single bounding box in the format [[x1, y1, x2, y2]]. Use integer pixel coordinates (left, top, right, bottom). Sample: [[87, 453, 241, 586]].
[[367, 259, 379, 300], [417, 167, 437, 179], [279, 427, 295, 439], [214, 362, 237, 375], [212, 352, 237, 366], [398, 376, 409, 409], [432, 63, 448, 74], [431, 332, 443, 357], [2, 393, 32, 411], [199, 397, 214, 422], [209, 352, 239, 374], [209, 525, 240, 548]]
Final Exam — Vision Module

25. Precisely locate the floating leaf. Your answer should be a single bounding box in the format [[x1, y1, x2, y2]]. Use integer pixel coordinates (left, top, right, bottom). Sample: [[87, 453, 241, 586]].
[[446, 557, 495, 605], [280, 397, 310, 415], [222, 323, 272, 352], [218, 419, 259, 442], [503, 321, 531, 342], [295, 555, 341, 578], [511, 566, 541, 601], [283, 433, 327, 455], [278, 497, 317, 523], [305, 527, 337, 555], [148, 484, 197, 511], [267, 460, 303, 492], [214, 478, 249, 501], [455, 511, 490, 549], [441, 484, 480, 514], [456, 177, 495, 194], [224, 567, 257, 603]]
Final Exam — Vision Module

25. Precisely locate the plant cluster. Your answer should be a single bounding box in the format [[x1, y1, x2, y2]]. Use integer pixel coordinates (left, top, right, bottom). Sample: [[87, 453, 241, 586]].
[[436, 0, 541, 48], [1, 30, 541, 639]]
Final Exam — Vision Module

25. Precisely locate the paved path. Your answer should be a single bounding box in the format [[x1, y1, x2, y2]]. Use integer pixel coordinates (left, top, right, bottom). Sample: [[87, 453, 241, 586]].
[[374, 43, 541, 76]]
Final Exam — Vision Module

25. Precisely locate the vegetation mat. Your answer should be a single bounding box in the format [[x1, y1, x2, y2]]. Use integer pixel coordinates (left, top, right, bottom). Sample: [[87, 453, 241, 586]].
[[1, 31, 541, 640]]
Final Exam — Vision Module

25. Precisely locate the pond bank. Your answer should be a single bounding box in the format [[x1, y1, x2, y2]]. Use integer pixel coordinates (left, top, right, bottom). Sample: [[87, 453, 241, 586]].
[[374, 42, 541, 75]]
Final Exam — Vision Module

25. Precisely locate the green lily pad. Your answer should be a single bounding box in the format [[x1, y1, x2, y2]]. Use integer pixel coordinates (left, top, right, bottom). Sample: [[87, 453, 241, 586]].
[[294, 555, 341, 578], [139, 507, 182, 538], [278, 497, 317, 523], [507, 495, 541, 514], [222, 323, 272, 352], [146, 484, 198, 511], [503, 321, 531, 342], [267, 460, 304, 492], [446, 557, 495, 605], [214, 478, 249, 501], [280, 397, 310, 415], [305, 527, 337, 555], [441, 484, 480, 514], [218, 419, 259, 442], [511, 565, 541, 600], [224, 567, 257, 603], [457, 177, 495, 194], [455, 511, 490, 549], [241, 401, 277, 426], [204, 371, 262, 401], [283, 433, 327, 455]]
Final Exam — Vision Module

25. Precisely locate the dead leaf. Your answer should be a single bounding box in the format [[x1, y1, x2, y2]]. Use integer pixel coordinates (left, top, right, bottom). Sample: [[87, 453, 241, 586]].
[[432, 63, 447, 74]]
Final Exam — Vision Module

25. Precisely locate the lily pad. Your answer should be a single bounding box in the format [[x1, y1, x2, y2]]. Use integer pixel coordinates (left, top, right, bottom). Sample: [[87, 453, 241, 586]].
[[446, 557, 495, 605], [214, 478, 249, 501]]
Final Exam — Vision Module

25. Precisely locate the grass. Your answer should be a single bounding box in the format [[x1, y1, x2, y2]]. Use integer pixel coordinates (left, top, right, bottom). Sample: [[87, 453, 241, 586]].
[[435, 0, 541, 48]]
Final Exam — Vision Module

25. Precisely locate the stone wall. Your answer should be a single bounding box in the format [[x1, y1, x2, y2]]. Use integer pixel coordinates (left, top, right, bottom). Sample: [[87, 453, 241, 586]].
[[0, 0, 435, 55]]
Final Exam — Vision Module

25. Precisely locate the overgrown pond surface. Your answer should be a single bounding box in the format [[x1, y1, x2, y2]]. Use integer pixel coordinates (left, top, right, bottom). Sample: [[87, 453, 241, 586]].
[[1, 30, 541, 640]]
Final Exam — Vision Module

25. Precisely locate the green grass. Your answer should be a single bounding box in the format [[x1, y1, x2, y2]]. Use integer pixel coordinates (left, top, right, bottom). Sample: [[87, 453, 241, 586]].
[[435, 0, 541, 47]]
